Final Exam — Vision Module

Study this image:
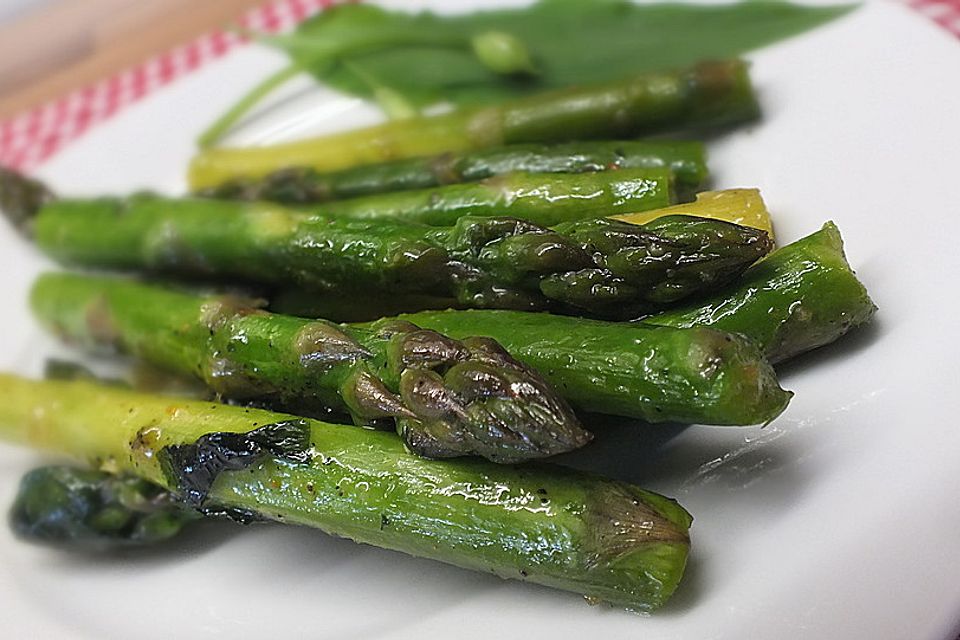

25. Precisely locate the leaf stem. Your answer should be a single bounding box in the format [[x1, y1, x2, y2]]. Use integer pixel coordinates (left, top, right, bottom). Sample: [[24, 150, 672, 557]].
[[197, 64, 302, 149]]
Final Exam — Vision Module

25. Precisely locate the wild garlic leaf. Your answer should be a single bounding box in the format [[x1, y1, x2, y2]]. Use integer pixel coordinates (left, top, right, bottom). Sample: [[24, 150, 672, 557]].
[[285, 0, 855, 108], [203, 1, 853, 146]]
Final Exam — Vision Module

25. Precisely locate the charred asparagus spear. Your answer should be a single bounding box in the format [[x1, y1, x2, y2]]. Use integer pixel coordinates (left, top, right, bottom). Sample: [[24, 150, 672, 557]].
[[0, 374, 693, 611], [188, 59, 757, 189], [10, 466, 202, 550], [205, 168, 674, 227], [199, 140, 708, 204], [30, 272, 790, 427], [24, 194, 772, 318], [30, 273, 587, 464]]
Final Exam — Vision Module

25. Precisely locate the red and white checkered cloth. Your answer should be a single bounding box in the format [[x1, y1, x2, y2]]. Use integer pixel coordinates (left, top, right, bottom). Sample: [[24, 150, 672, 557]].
[[908, 0, 960, 34], [0, 0, 957, 172], [0, 0, 334, 171]]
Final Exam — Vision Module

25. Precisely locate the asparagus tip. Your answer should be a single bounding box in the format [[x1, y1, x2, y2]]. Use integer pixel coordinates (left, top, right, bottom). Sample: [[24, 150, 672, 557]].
[[365, 324, 591, 463]]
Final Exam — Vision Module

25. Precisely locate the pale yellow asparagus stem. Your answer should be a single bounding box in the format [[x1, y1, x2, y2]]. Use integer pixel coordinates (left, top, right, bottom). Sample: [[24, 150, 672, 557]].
[[613, 188, 775, 240]]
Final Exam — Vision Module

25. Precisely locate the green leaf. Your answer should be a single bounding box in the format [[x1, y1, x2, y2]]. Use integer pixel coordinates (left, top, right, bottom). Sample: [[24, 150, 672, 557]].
[[291, 0, 856, 108]]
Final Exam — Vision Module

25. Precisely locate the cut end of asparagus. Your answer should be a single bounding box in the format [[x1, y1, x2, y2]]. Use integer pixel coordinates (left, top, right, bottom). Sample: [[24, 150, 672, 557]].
[[581, 483, 692, 611], [687, 59, 762, 130], [763, 221, 877, 363], [0, 168, 53, 236], [362, 321, 590, 464], [649, 220, 876, 364], [681, 325, 793, 425]]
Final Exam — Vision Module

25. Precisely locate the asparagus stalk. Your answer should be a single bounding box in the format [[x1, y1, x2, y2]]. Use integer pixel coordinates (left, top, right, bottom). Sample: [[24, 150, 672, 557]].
[[2, 171, 771, 318], [205, 168, 675, 227], [396, 310, 791, 424], [30, 273, 587, 464], [198, 140, 708, 204], [31, 272, 789, 427], [280, 221, 872, 423], [28, 195, 772, 318], [401, 223, 875, 405], [649, 222, 876, 363], [188, 59, 758, 189], [269, 188, 777, 322], [0, 374, 693, 611]]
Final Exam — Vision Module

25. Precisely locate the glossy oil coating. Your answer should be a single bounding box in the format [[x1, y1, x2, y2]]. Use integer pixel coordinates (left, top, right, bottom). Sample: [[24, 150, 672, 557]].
[[278, 168, 674, 227], [30, 269, 789, 429], [402, 223, 874, 425], [0, 375, 692, 611]]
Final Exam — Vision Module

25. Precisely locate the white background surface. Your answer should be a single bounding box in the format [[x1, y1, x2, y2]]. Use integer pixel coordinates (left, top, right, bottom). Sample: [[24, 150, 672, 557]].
[[1, 2, 959, 638]]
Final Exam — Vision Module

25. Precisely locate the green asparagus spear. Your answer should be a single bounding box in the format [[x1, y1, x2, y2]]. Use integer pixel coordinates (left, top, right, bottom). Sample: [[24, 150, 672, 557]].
[[31, 271, 788, 427], [203, 168, 675, 227], [188, 59, 757, 189], [0, 374, 693, 611], [279, 221, 873, 422], [30, 273, 587, 464], [10, 466, 201, 549], [400, 224, 875, 404], [396, 310, 790, 425], [269, 188, 777, 322], [199, 141, 708, 204], [649, 222, 876, 363], [26, 194, 772, 317]]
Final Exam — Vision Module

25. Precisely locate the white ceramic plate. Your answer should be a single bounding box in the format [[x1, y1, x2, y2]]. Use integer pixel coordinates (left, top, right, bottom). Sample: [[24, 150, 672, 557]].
[[2, 2, 960, 638]]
